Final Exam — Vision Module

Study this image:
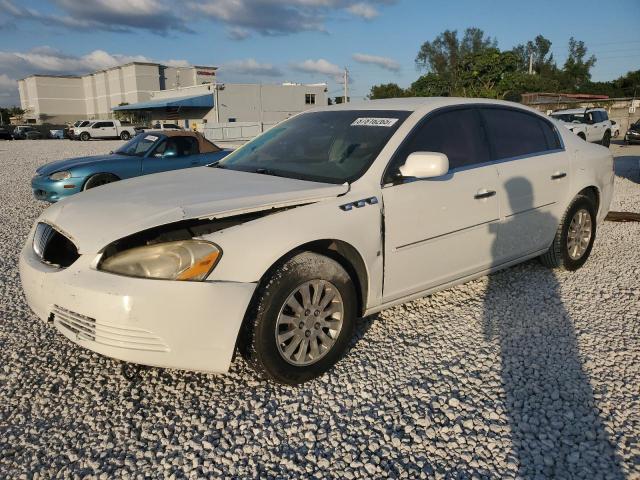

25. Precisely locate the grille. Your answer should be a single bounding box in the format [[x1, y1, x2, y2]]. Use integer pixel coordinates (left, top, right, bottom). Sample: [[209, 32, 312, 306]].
[[33, 223, 79, 268], [52, 305, 170, 352]]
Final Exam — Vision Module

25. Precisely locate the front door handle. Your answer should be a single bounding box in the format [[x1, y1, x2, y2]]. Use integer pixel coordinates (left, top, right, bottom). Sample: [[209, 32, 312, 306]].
[[474, 189, 496, 199], [551, 172, 567, 180]]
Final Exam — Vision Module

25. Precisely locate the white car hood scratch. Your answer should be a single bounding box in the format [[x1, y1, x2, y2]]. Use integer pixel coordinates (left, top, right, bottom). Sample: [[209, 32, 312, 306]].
[[39, 167, 348, 253]]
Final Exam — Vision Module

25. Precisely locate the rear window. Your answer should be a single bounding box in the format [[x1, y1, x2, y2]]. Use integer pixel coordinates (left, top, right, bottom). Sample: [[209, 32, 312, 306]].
[[480, 108, 552, 160]]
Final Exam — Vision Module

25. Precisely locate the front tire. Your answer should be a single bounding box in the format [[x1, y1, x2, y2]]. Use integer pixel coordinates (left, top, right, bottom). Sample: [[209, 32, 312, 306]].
[[240, 252, 357, 385], [540, 195, 596, 271], [120, 131, 131, 141], [80, 132, 90, 141], [83, 173, 119, 191], [601, 130, 611, 147]]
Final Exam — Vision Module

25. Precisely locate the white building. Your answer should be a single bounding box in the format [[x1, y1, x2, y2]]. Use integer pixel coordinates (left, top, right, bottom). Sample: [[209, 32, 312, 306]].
[[18, 62, 217, 124], [113, 82, 328, 138]]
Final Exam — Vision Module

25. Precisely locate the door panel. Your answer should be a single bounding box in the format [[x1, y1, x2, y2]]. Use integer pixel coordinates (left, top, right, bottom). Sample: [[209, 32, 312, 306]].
[[493, 151, 569, 261], [382, 165, 500, 301]]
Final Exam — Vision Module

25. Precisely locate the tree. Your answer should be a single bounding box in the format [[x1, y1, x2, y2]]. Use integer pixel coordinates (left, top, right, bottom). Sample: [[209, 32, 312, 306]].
[[562, 37, 596, 90], [410, 74, 449, 97], [512, 35, 556, 75], [456, 49, 519, 98], [415, 28, 497, 94], [368, 83, 408, 99]]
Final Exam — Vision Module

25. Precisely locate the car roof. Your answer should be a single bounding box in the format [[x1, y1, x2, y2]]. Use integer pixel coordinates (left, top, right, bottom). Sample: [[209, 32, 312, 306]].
[[312, 96, 546, 115], [552, 107, 605, 114], [142, 130, 221, 153]]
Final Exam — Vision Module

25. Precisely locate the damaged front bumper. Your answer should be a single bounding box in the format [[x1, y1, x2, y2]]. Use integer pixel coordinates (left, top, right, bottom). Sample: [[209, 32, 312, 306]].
[[19, 242, 256, 373]]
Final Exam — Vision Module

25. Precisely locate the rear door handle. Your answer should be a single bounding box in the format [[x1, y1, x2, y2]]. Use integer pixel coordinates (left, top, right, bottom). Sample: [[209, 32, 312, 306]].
[[551, 172, 567, 180], [474, 189, 496, 199]]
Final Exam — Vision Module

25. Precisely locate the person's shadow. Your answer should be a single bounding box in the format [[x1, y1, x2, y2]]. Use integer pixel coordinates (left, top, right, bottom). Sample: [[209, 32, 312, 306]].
[[483, 177, 624, 478]]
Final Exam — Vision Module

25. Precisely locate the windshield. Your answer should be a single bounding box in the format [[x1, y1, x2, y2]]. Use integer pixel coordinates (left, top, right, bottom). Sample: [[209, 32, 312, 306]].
[[115, 133, 163, 156], [216, 110, 410, 184], [552, 113, 586, 123]]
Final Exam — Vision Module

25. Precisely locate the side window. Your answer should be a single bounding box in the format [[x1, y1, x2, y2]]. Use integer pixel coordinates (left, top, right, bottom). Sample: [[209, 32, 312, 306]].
[[538, 119, 561, 150], [480, 108, 549, 160], [92, 122, 103, 128], [601, 111, 609, 121], [177, 137, 199, 155], [103, 121, 114, 127], [388, 108, 489, 181]]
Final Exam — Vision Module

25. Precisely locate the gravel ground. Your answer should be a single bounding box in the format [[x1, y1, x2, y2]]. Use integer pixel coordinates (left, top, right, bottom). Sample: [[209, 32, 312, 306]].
[[1, 139, 639, 479]]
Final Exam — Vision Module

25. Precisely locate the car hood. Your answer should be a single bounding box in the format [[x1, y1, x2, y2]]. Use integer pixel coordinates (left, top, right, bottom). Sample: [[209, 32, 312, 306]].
[[39, 167, 349, 253], [36, 154, 132, 176]]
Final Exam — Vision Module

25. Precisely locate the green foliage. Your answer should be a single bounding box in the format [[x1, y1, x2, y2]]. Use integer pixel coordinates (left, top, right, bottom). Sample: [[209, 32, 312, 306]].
[[0, 106, 25, 124], [410, 74, 450, 97], [562, 37, 597, 90], [368, 83, 408, 99], [369, 28, 634, 103]]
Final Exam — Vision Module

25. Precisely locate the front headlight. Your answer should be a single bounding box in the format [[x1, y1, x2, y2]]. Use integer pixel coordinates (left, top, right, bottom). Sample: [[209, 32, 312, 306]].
[[99, 240, 221, 281], [49, 171, 71, 181]]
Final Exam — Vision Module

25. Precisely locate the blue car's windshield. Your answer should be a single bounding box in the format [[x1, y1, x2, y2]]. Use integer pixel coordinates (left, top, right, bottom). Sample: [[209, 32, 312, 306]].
[[115, 133, 163, 156], [216, 110, 410, 184]]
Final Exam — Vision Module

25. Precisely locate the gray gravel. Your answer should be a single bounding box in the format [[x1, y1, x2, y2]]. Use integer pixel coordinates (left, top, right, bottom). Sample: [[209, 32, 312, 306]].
[[1, 139, 639, 479]]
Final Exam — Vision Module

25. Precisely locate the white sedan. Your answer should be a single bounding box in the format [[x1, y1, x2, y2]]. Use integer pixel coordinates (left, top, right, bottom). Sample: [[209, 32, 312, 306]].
[[20, 98, 614, 385]]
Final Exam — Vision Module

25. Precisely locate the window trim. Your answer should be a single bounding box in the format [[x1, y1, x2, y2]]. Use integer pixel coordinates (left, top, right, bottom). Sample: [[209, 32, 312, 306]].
[[381, 103, 565, 187]]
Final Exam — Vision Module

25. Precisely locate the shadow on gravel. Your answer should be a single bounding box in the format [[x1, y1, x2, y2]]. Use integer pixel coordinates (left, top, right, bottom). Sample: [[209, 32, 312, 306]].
[[614, 155, 640, 183], [483, 178, 624, 479]]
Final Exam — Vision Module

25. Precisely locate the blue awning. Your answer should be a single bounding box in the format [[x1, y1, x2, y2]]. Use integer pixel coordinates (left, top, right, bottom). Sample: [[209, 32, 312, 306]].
[[113, 93, 214, 111]]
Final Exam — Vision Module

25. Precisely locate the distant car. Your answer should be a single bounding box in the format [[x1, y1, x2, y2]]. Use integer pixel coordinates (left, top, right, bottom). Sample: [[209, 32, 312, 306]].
[[610, 120, 620, 137], [73, 120, 137, 141], [624, 122, 640, 144], [12, 125, 43, 140], [0, 126, 13, 140], [550, 108, 612, 146], [31, 131, 231, 202], [68, 120, 93, 140]]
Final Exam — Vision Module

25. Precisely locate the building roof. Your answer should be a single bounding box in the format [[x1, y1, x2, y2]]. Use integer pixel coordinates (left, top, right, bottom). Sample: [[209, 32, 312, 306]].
[[112, 93, 214, 111], [19, 62, 217, 81]]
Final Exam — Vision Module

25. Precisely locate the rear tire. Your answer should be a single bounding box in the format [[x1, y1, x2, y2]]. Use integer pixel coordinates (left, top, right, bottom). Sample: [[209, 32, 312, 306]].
[[539, 195, 596, 271], [601, 130, 611, 147], [83, 173, 119, 191], [239, 252, 357, 385], [80, 132, 90, 141], [120, 131, 131, 141]]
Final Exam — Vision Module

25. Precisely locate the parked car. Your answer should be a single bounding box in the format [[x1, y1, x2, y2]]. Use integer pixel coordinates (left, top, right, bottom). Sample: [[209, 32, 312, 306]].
[[12, 125, 44, 140], [73, 120, 136, 141], [624, 121, 640, 144], [135, 123, 184, 134], [30, 131, 230, 202], [610, 120, 620, 137], [550, 108, 612, 146], [19, 98, 614, 385], [0, 126, 13, 140], [68, 120, 93, 140]]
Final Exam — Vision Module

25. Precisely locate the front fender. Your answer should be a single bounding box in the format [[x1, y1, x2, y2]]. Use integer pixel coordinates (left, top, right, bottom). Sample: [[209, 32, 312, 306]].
[[204, 195, 384, 309]]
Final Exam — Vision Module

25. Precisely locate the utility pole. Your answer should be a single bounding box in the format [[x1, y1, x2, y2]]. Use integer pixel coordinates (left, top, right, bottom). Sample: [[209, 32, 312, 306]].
[[343, 67, 349, 103], [528, 53, 534, 75]]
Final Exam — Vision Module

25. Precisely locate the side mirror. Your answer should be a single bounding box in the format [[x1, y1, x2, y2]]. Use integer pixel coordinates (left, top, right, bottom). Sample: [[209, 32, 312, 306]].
[[399, 152, 449, 179]]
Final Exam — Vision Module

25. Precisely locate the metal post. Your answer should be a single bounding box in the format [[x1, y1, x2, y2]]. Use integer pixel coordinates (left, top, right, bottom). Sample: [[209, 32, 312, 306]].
[[344, 68, 349, 103], [528, 53, 533, 75]]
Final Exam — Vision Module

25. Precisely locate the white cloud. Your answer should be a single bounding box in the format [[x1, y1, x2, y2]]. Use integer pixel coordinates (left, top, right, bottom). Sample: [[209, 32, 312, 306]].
[[1, 0, 396, 36], [347, 2, 378, 19], [352, 53, 400, 71], [292, 58, 344, 81], [221, 59, 283, 77]]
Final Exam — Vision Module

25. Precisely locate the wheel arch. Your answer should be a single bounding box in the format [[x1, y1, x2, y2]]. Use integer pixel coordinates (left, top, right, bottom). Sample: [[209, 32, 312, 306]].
[[577, 185, 600, 215], [255, 239, 369, 317], [82, 172, 121, 189]]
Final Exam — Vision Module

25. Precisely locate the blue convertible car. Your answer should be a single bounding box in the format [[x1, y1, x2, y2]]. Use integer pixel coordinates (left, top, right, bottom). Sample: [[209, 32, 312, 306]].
[[31, 131, 231, 202]]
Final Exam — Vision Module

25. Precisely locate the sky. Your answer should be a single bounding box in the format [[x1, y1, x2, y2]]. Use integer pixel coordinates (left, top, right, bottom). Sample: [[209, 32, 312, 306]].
[[0, 0, 638, 107]]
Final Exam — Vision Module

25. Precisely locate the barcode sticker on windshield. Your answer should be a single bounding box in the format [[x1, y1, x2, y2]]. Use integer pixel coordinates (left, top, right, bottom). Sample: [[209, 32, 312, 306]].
[[351, 117, 399, 127], [144, 135, 158, 141]]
